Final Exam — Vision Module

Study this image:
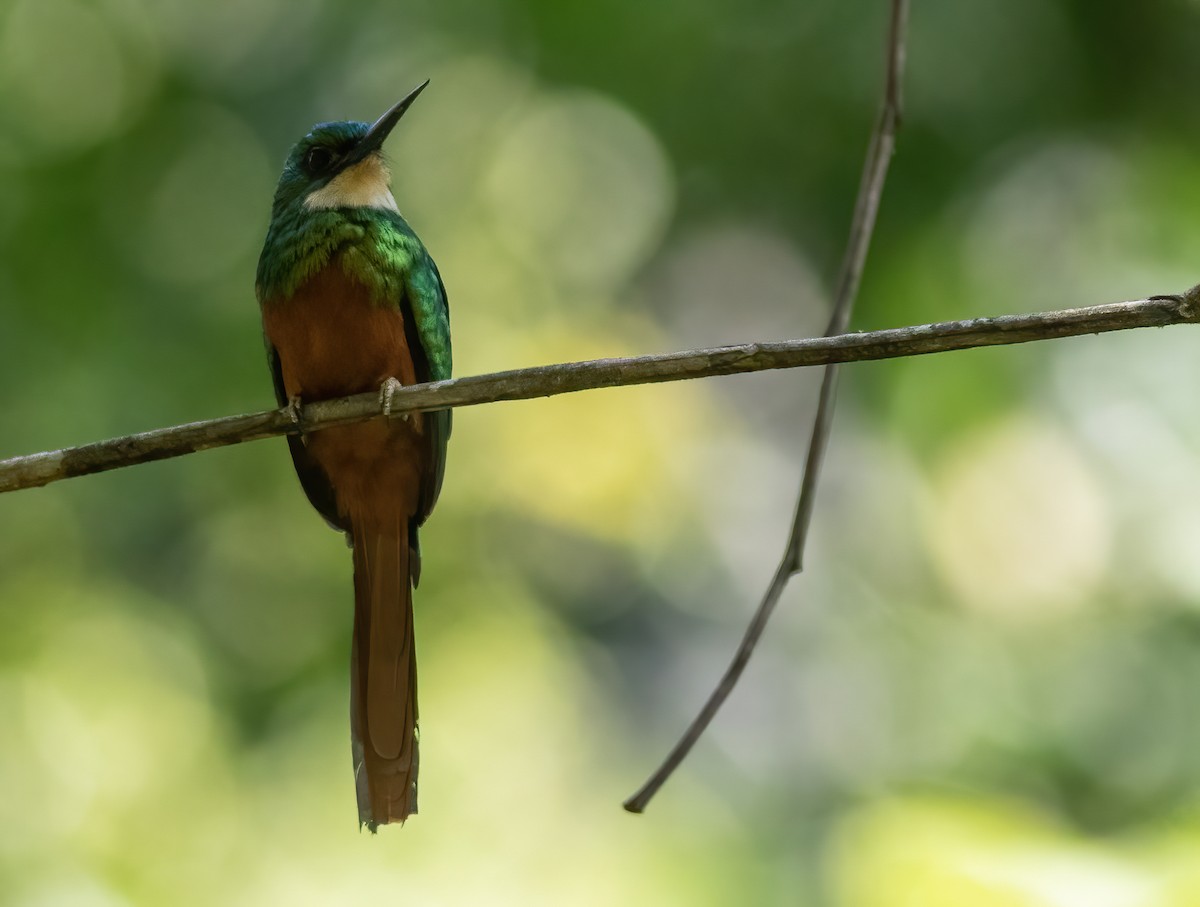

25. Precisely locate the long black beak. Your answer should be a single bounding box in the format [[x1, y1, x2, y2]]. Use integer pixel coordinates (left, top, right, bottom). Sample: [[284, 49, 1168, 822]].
[[344, 79, 429, 167]]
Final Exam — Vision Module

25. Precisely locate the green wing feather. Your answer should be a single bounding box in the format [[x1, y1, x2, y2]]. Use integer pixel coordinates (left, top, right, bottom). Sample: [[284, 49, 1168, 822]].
[[403, 252, 452, 526]]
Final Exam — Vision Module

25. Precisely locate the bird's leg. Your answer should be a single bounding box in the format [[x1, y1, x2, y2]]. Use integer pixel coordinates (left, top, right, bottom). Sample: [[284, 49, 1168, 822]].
[[379, 377, 409, 421]]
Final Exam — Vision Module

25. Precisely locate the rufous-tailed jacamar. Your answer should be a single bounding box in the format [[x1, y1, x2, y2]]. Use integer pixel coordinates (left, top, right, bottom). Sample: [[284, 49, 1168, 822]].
[[255, 81, 451, 830]]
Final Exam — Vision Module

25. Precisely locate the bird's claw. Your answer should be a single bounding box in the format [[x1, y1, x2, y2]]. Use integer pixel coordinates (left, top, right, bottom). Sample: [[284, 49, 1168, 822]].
[[286, 394, 304, 425], [379, 378, 409, 421]]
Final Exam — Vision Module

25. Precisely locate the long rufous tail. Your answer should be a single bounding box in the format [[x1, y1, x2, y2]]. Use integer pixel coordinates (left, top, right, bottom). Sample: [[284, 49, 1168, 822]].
[[350, 522, 419, 830]]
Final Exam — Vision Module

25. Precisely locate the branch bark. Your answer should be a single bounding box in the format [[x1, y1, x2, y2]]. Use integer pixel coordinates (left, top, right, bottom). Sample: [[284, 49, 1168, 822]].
[[1, 294, 1196, 496]]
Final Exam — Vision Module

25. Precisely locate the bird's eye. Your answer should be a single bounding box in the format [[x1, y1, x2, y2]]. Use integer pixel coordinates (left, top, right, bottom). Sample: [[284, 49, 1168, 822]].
[[304, 147, 335, 174]]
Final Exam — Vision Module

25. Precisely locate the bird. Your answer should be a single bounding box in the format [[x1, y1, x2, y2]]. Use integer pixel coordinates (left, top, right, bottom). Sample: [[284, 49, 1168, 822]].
[[254, 81, 451, 831]]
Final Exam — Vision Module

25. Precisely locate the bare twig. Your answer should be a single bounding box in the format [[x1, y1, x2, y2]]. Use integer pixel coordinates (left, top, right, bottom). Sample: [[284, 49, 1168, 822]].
[[795, 0, 907, 569], [622, 0, 908, 813], [1, 294, 1195, 497]]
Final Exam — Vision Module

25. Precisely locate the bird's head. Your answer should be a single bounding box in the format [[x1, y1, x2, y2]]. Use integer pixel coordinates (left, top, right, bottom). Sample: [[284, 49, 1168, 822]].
[[268, 80, 428, 218]]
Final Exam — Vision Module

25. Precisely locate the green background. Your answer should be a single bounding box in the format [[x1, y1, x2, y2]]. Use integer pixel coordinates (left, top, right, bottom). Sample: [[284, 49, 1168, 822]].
[[3, 0, 1200, 903]]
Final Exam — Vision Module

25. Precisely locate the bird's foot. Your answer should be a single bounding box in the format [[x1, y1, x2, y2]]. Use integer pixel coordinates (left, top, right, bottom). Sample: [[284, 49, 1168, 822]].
[[285, 394, 304, 425], [379, 378, 409, 421]]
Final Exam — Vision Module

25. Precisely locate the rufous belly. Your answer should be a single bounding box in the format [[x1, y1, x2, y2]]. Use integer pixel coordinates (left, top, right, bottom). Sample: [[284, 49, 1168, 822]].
[[261, 264, 427, 529]]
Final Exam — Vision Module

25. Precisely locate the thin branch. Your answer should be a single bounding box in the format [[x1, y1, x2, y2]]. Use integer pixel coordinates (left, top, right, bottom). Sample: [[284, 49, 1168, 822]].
[[796, 0, 907, 571], [1, 294, 1195, 496], [622, 0, 902, 813]]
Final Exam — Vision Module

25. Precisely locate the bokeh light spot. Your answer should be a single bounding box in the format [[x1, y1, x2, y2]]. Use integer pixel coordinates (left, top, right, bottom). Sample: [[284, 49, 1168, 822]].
[[925, 417, 1111, 620], [0, 0, 145, 155], [108, 104, 272, 285], [485, 91, 674, 290]]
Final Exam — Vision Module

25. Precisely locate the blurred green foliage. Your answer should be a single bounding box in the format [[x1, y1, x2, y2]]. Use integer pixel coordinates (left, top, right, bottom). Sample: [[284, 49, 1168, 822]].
[[4, 0, 1200, 904]]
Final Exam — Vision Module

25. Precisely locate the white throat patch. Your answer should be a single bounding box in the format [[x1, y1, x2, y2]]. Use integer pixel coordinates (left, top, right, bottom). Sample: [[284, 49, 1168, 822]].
[[304, 156, 398, 212]]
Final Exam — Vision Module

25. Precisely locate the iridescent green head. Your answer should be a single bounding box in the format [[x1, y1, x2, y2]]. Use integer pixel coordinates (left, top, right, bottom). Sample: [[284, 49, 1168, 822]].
[[267, 80, 429, 219]]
